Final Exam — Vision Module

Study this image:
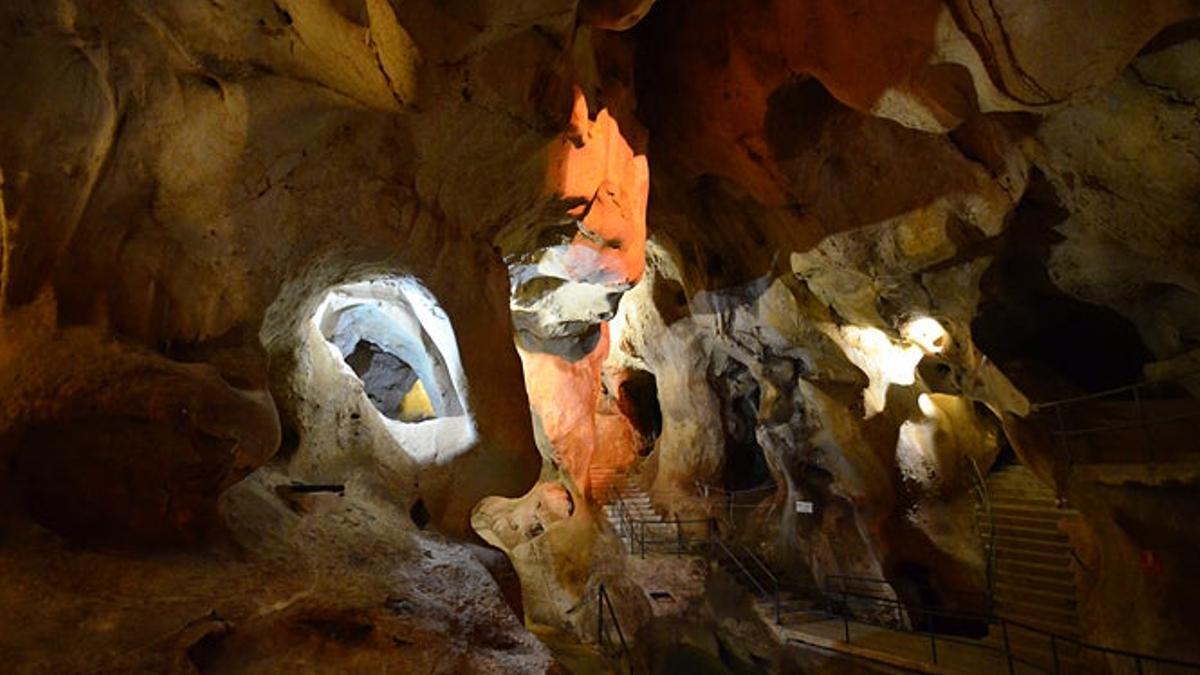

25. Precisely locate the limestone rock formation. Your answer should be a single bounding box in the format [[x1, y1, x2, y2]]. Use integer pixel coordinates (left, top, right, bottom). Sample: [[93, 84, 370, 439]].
[[2, 0, 1200, 672]]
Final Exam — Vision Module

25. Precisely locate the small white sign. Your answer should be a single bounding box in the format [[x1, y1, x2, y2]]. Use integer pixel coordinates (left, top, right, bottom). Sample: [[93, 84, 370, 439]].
[[795, 500, 814, 514]]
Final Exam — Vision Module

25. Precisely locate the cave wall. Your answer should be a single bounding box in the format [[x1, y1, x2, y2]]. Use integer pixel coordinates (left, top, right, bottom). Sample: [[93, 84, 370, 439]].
[[2, 0, 1200, 670], [0, 0, 629, 670]]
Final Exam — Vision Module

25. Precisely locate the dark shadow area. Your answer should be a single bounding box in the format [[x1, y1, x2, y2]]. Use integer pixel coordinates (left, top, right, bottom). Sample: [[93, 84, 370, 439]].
[[713, 360, 770, 491], [344, 339, 429, 422], [892, 562, 989, 638], [409, 498, 431, 530], [619, 369, 663, 453], [973, 171, 1153, 398]]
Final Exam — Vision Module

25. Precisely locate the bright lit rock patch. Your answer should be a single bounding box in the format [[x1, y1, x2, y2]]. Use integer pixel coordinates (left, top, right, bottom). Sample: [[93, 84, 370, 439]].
[[312, 277, 477, 463]]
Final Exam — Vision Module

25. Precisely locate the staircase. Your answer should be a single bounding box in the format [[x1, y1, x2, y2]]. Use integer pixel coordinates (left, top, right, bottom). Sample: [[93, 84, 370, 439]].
[[590, 466, 668, 554], [977, 464, 1083, 669]]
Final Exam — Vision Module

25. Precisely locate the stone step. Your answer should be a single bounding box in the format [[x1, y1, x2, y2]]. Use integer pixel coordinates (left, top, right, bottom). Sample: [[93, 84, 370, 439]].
[[986, 497, 1058, 509], [614, 495, 652, 504], [986, 478, 1056, 494], [605, 505, 659, 516], [992, 583, 1077, 611], [991, 523, 1070, 545], [604, 502, 652, 511], [614, 508, 654, 516], [618, 511, 661, 518], [992, 572, 1075, 597], [987, 503, 1074, 520], [987, 473, 1053, 488], [990, 535, 1072, 555], [616, 488, 647, 495], [604, 501, 654, 510], [993, 569, 1080, 590], [983, 545, 1070, 568], [990, 513, 1067, 532], [994, 557, 1074, 581], [994, 603, 1079, 636]]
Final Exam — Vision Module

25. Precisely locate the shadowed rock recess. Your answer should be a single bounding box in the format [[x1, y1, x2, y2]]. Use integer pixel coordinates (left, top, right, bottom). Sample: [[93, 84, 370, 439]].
[[2, 1, 1199, 673]]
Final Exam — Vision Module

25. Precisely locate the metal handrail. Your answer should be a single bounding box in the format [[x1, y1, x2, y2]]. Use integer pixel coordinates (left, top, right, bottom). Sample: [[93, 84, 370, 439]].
[[740, 546, 779, 587], [711, 538, 769, 597], [606, 486, 633, 551], [967, 455, 997, 607], [694, 481, 778, 496], [824, 574, 990, 607], [597, 583, 634, 674], [705, 530, 1200, 673], [695, 481, 779, 522], [598, 475, 711, 556], [829, 588, 1200, 673], [1031, 367, 1200, 465], [803, 573, 1200, 673], [630, 517, 711, 558], [830, 593, 1051, 673], [1031, 368, 1200, 410], [1050, 410, 1200, 438], [739, 545, 781, 623]]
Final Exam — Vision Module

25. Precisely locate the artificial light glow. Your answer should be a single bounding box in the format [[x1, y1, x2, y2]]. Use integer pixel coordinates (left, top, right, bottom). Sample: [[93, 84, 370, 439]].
[[896, 419, 938, 487], [917, 393, 937, 418], [312, 277, 478, 464], [902, 316, 949, 354], [835, 325, 925, 418]]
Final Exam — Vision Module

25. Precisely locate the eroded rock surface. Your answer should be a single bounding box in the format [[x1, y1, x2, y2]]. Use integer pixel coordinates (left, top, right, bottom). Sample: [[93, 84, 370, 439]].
[[3, 0, 1200, 671]]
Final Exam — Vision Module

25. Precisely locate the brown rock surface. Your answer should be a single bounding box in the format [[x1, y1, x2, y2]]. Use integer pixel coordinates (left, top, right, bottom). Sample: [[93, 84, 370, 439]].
[[3, 0, 1200, 670]]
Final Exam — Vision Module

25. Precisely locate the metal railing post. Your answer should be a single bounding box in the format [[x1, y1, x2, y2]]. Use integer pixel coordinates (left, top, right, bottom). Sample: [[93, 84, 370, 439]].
[[929, 630, 938, 665], [597, 584, 634, 675], [598, 585, 604, 646], [1133, 385, 1153, 463], [707, 519, 716, 560], [675, 516, 682, 558], [1051, 633, 1060, 675], [842, 590, 851, 643], [1055, 405, 1072, 465], [1002, 618, 1014, 675]]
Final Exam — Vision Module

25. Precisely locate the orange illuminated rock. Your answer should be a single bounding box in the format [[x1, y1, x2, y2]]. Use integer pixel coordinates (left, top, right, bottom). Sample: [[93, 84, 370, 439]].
[[519, 323, 641, 493], [548, 89, 649, 287], [516, 88, 649, 495]]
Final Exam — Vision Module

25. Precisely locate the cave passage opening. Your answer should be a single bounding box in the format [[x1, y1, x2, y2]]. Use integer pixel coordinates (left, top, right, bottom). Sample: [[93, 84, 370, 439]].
[[310, 277, 477, 461], [714, 359, 772, 491], [618, 368, 663, 455]]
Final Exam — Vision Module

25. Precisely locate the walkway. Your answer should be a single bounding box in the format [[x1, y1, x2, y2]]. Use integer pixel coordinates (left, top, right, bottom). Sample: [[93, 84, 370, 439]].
[[756, 602, 1045, 675]]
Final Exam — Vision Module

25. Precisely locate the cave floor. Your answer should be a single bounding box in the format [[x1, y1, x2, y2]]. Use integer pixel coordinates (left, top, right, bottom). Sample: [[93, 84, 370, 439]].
[[529, 625, 617, 675]]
